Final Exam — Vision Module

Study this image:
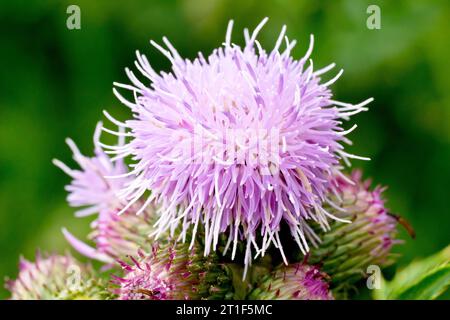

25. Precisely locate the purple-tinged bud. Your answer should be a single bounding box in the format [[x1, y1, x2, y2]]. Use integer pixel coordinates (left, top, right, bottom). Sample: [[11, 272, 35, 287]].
[[5, 252, 112, 300], [113, 242, 234, 300], [249, 263, 333, 300], [308, 170, 402, 293]]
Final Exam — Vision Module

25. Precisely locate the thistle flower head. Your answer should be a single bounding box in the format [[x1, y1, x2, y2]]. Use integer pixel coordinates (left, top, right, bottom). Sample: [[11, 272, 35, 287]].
[[249, 263, 333, 300], [309, 170, 401, 293], [103, 18, 372, 273], [5, 252, 111, 300], [113, 242, 234, 300], [54, 123, 155, 263], [61, 209, 156, 265], [53, 122, 130, 217]]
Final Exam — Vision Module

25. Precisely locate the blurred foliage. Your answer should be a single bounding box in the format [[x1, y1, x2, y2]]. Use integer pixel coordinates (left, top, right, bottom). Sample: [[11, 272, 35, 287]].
[[0, 0, 449, 299], [374, 245, 450, 299]]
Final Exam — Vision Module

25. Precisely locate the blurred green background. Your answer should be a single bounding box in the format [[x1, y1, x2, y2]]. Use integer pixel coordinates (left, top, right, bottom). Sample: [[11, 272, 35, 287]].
[[0, 0, 449, 299]]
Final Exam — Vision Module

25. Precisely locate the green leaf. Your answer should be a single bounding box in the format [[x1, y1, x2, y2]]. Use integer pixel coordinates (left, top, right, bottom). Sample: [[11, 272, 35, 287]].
[[374, 245, 450, 300]]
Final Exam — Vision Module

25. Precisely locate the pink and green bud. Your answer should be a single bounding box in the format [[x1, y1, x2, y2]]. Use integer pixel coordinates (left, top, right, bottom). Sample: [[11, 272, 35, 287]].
[[249, 263, 333, 300], [5, 252, 112, 300], [308, 171, 402, 292], [113, 241, 234, 300]]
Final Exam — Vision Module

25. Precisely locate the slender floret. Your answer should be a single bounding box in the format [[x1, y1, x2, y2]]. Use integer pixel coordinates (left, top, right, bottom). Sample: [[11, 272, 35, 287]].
[[113, 242, 234, 300], [249, 263, 333, 300], [54, 123, 155, 263], [101, 18, 372, 274], [6, 252, 112, 300], [308, 170, 401, 294]]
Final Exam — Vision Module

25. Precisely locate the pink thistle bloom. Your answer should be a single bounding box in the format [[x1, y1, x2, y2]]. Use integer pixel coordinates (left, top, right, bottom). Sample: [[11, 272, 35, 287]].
[[53, 122, 129, 218], [103, 18, 372, 275], [249, 263, 333, 300], [54, 123, 154, 263]]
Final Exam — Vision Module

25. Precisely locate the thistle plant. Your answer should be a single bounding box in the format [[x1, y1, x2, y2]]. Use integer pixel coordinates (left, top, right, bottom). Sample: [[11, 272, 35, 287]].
[[7, 18, 445, 301]]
